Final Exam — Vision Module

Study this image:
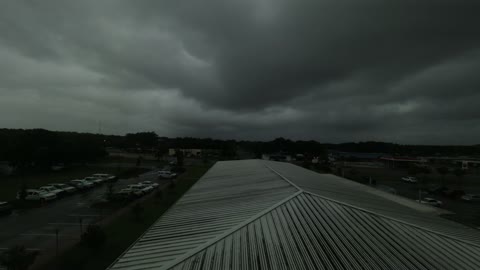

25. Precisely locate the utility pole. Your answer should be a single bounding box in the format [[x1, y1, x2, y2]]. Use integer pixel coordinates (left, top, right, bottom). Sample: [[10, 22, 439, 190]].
[[55, 228, 59, 256], [79, 217, 83, 238]]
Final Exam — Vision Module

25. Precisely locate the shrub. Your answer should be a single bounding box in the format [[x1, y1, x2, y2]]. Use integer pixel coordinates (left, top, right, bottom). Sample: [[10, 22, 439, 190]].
[[0, 245, 39, 270], [81, 225, 106, 250], [131, 203, 144, 221]]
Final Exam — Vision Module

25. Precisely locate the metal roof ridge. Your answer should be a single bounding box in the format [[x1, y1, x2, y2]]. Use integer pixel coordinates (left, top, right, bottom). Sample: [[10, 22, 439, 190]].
[[160, 190, 304, 270], [263, 163, 302, 191], [303, 190, 480, 249]]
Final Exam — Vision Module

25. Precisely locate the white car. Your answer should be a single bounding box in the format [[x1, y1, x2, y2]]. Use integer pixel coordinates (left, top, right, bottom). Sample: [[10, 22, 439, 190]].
[[157, 171, 177, 179], [83, 176, 104, 185], [140, 181, 159, 189], [401, 176, 418, 183], [17, 189, 57, 201], [416, 197, 443, 207], [92, 173, 116, 182], [50, 183, 77, 194], [120, 186, 144, 197], [39, 186, 65, 197], [70, 179, 94, 189], [130, 184, 153, 194], [461, 194, 480, 202], [137, 182, 155, 193]]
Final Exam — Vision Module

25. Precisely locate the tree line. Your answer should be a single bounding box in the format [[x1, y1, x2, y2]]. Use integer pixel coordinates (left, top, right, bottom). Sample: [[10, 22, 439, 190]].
[[1, 129, 479, 170]]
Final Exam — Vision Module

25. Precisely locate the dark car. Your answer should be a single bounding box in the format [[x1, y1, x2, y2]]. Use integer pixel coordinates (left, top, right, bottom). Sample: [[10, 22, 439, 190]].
[[0, 202, 13, 216]]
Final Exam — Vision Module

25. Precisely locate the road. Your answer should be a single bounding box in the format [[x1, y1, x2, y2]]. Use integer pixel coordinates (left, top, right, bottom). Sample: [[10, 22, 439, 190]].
[[0, 170, 164, 253]]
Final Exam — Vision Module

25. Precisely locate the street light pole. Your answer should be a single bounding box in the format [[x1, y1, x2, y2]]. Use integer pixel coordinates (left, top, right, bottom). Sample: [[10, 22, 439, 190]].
[[55, 228, 59, 256]]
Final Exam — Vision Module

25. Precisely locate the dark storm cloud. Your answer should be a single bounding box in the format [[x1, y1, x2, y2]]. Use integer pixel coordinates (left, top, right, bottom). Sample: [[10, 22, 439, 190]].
[[1, 0, 480, 144]]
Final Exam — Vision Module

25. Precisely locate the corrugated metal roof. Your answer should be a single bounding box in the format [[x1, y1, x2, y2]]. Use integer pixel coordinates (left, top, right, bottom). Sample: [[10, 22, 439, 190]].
[[108, 160, 298, 270], [265, 161, 480, 244], [168, 192, 480, 270], [108, 159, 480, 270]]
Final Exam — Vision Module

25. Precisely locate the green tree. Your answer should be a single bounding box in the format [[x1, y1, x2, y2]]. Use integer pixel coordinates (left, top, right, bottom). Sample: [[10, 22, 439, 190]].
[[453, 168, 466, 187], [131, 203, 145, 221], [0, 245, 39, 270], [105, 182, 115, 201], [175, 149, 184, 167], [436, 166, 449, 186], [125, 132, 159, 148], [81, 225, 106, 250]]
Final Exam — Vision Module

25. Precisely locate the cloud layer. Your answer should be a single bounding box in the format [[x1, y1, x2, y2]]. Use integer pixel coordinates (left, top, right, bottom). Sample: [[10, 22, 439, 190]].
[[1, 0, 480, 144]]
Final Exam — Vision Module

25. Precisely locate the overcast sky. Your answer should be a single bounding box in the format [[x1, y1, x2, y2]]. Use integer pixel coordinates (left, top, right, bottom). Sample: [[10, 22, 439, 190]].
[[1, 1, 479, 144]]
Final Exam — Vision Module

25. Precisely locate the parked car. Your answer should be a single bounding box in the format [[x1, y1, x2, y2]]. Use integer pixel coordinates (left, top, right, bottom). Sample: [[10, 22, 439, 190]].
[[140, 181, 159, 189], [136, 183, 155, 193], [121, 184, 152, 196], [130, 184, 153, 194], [0, 202, 13, 216], [16, 189, 57, 202], [157, 170, 177, 179], [401, 176, 418, 183], [461, 194, 480, 202], [416, 197, 443, 207], [50, 183, 77, 194], [119, 187, 144, 197], [83, 176, 104, 185], [39, 185, 65, 197], [92, 173, 117, 182], [70, 179, 94, 190]]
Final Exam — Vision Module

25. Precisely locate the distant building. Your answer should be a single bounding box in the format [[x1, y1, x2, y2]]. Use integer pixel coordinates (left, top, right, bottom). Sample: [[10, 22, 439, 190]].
[[168, 148, 220, 157], [262, 154, 292, 161], [330, 151, 385, 161], [168, 148, 202, 157]]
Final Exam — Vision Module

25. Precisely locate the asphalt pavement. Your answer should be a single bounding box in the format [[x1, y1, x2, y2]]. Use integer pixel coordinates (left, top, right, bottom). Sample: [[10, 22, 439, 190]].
[[0, 171, 162, 254]]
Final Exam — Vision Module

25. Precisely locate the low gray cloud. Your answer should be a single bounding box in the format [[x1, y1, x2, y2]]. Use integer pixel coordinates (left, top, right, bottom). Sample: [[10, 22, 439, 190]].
[[1, 0, 480, 144]]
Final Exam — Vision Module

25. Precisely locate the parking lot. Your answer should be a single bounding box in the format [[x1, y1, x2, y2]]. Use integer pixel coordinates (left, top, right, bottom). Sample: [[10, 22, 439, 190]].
[[0, 170, 168, 255], [341, 164, 480, 227]]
